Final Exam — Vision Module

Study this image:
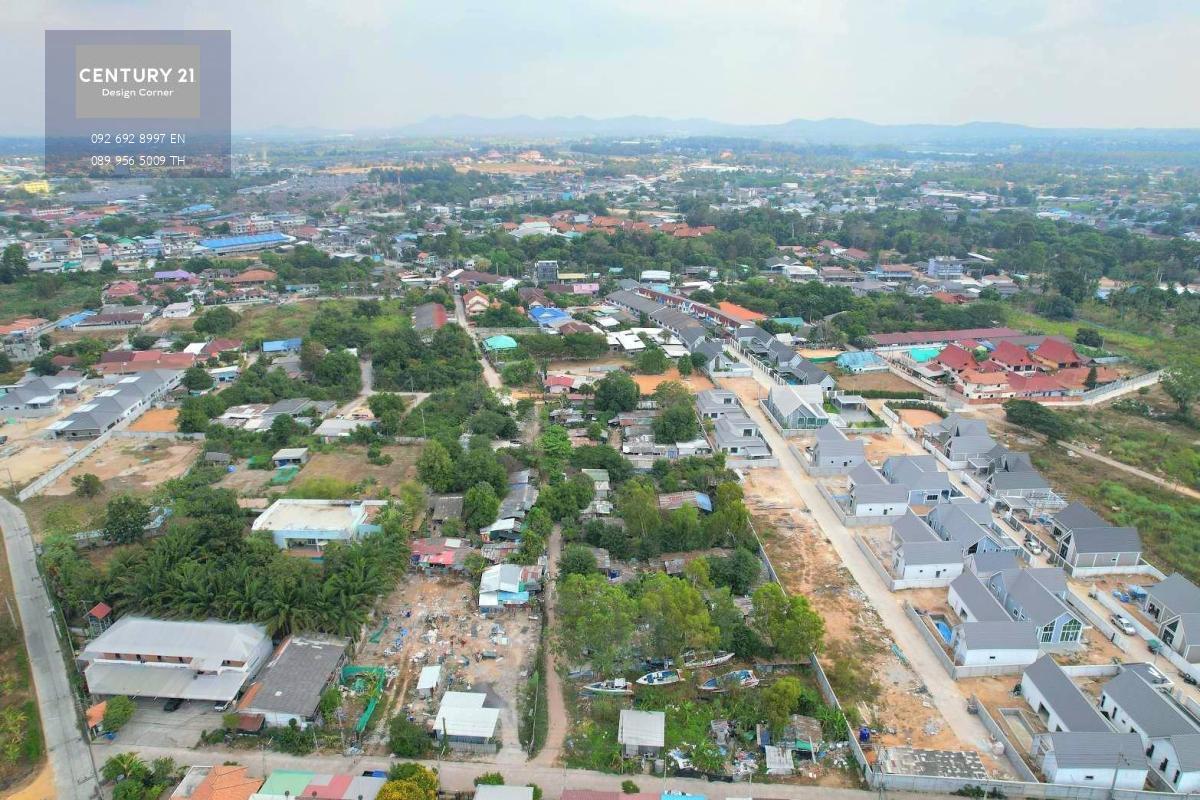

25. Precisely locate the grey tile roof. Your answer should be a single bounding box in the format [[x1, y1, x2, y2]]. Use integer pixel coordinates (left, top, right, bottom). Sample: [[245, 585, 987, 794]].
[[996, 570, 1075, 627], [848, 461, 886, 486], [1070, 526, 1142, 555], [900, 540, 964, 566], [949, 572, 1011, 622], [853, 483, 910, 505], [1150, 574, 1200, 616], [606, 290, 664, 316], [892, 511, 939, 544], [967, 550, 1020, 577], [245, 635, 348, 717], [1024, 655, 1112, 732], [1053, 501, 1107, 533], [1041, 732, 1145, 769], [946, 435, 998, 460], [1167, 734, 1200, 771], [883, 455, 953, 494], [814, 425, 865, 459], [1103, 669, 1200, 738], [927, 504, 993, 547], [959, 621, 1038, 650]]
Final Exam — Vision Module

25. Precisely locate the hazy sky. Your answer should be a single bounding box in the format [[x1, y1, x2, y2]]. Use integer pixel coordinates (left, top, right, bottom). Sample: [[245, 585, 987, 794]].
[[6, 0, 1200, 134]]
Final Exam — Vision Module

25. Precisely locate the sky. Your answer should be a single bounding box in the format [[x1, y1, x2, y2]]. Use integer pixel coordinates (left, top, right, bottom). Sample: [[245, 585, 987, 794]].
[[5, 0, 1200, 135]]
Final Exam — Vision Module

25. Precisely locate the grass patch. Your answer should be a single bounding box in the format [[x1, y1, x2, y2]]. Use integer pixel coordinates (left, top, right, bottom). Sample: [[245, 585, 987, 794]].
[[230, 302, 321, 343], [1031, 445, 1200, 581]]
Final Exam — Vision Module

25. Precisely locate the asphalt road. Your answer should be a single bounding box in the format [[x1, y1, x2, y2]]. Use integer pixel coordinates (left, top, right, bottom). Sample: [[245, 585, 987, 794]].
[[0, 496, 98, 799]]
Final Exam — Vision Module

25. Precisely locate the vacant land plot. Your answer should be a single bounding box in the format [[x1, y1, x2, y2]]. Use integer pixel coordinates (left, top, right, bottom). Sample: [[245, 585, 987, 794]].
[[216, 465, 276, 495], [834, 370, 927, 395], [1064, 388, 1200, 489], [741, 468, 998, 771], [45, 439, 200, 496], [357, 573, 539, 760], [456, 162, 571, 175], [631, 368, 713, 395], [126, 408, 179, 433], [231, 301, 320, 342], [896, 408, 943, 428], [0, 517, 44, 792], [298, 444, 422, 494]]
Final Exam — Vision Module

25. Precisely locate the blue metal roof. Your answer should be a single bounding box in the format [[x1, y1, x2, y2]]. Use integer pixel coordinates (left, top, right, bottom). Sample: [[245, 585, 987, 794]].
[[198, 231, 289, 249], [262, 337, 303, 352], [529, 307, 570, 325], [57, 310, 96, 328]]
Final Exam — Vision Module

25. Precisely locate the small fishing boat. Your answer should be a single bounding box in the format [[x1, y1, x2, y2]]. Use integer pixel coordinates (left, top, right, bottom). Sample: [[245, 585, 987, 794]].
[[584, 678, 634, 695], [636, 669, 681, 686], [699, 669, 759, 693], [682, 650, 735, 669]]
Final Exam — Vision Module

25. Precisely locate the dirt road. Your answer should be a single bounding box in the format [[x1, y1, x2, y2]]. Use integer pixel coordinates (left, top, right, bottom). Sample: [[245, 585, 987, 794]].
[[532, 526, 566, 766], [716, 360, 994, 754], [1062, 441, 1200, 501], [454, 295, 502, 390]]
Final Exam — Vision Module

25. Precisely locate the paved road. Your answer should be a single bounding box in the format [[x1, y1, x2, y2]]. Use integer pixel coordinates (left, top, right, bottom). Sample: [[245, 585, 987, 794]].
[[717, 359, 995, 755], [0, 497, 98, 800], [454, 294, 503, 390], [105, 742, 905, 799]]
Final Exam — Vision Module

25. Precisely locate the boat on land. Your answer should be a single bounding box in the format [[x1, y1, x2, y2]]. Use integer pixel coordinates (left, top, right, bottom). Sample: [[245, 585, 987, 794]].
[[699, 669, 759, 693], [681, 650, 734, 669], [636, 669, 681, 686], [584, 678, 634, 695]]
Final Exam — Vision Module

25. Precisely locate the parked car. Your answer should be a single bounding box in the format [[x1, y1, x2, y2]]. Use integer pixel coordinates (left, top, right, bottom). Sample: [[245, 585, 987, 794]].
[[163, 698, 184, 712], [1024, 536, 1044, 555], [1181, 672, 1199, 687], [213, 700, 231, 712], [1110, 614, 1136, 635]]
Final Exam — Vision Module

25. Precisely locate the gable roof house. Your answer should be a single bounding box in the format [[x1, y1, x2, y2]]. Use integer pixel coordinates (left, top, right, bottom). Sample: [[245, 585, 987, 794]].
[[806, 425, 866, 473], [890, 517, 965, 586], [618, 709, 665, 757], [952, 621, 1040, 668], [881, 455, 955, 506], [1032, 338, 1085, 371], [969, 447, 1063, 512], [764, 385, 828, 431], [711, 413, 774, 464], [695, 389, 741, 419], [990, 340, 1038, 374], [948, 571, 1012, 624], [1145, 574, 1200, 663], [925, 501, 1009, 556], [1099, 668, 1200, 757], [1055, 524, 1143, 576], [240, 635, 349, 728], [433, 691, 500, 751], [1031, 731, 1148, 790], [842, 463, 908, 519], [1021, 655, 1113, 734], [987, 569, 1084, 647]]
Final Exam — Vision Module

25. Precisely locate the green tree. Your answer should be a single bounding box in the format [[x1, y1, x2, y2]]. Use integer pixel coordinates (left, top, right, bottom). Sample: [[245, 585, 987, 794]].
[[387, 716, 432, 757], [1074, 327, 1103, 349], [636, 347, 669, 374], [1163, 365, 1200, 418], [193, 305, 238, 335], [1083, 366, 1099, 390], [708, 547, 762, 595], [463, 482, 500, 530], [537, 424, 572, 466], [637, 572, 718, 660], [593, 369, 639, 413], [676, 356, 693, 376], [0, 243, 29, 283], [752, 582, 825, 659], [653, 402, 699, 444], [299, 338, 325, 375], [101, 752, 147, 783], [129, 333, 157, 351], [182, 365, 214, 391], [762, 676, 805, 735], [1002, 399, 1075, 441], [559, 544, 598, 577], [104, 494, 150, 544], [416, 440, 455, 492], [557, 573, 636, 674], [29, 354, 59, 376], [367, 392, 407, 419], [314, 349, 362, 399], [72, 473, 103, 497], [102, 695, 136, 731]]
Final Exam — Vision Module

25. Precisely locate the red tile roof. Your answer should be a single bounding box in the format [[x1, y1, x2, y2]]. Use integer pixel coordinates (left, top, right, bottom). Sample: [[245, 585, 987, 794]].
[[716, 301, 766, 322], [88, 602, 112, 619], [991, 340, 1037, 369], [934, 344, 974, 371], [1033, 338, 1082, 366]]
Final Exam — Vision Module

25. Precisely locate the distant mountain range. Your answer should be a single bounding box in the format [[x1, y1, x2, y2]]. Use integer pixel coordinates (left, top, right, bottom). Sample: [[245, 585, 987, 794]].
[[356, 115, 1200, 147]]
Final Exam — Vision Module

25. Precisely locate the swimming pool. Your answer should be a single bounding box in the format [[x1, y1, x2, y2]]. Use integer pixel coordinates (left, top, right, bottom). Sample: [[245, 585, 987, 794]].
[[908, 346, 944, 363], [930, 613, 954, 643]]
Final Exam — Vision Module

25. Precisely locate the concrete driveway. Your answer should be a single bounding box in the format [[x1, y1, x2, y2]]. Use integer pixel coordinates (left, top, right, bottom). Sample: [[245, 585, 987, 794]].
[[99, 697, 224, 750]]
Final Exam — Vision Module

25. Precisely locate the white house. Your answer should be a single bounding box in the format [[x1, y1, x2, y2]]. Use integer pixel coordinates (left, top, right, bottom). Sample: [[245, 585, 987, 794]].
[[1146, 734, 1200, 794], [162, 301, 195, 319], [1020, 655, 1112, 734], [1033, 732, 1148, 789], [952, 622, 1039, 667]]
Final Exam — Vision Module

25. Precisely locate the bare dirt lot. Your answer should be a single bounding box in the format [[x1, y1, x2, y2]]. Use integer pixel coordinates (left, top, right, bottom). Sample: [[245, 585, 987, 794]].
[[896, 409, 943, 428], [834, 371, 927, 394], [631, 368, 713, 395], [0, 407, 91, 487], [126, 408, 179, 433], [741, 467, 996, 769], [355, 573, 539, 761], [298, 445, 423, 494], [45, 439, 200, 496]]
